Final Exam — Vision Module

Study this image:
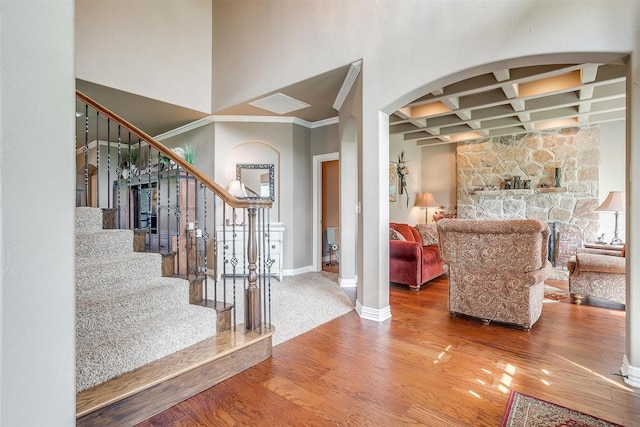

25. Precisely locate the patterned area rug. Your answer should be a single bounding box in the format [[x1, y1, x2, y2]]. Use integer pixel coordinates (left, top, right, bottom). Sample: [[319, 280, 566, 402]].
[[501, 391, 622, 427]]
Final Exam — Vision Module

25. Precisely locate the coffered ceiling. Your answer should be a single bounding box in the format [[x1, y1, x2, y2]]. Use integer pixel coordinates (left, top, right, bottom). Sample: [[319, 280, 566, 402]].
[[77, 62, 626, 147], [390, 63, 626, 146]]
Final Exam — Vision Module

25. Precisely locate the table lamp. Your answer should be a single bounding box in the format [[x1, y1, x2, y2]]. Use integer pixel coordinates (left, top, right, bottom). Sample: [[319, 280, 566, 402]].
[[596, 191, 625, 245], [415, 192, 440, 224]]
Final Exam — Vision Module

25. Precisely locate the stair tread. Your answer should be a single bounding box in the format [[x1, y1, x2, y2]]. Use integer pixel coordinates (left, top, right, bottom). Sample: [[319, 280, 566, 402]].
[[76, 251, 161, 267], [77, 275, 186, 299], [76, 324, 274, 418], [77, 307, 217, 391]]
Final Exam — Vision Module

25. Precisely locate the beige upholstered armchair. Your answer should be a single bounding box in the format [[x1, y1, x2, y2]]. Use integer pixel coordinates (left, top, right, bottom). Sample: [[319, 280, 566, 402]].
[[436, 219, 553, 331], [567, 247, 626, 305]]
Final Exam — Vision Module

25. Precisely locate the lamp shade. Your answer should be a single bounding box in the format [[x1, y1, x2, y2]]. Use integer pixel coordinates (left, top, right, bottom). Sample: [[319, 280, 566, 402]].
[[415, 192, 440, 208], [227, 180, 247, 197], [596, 191, 625, 212]]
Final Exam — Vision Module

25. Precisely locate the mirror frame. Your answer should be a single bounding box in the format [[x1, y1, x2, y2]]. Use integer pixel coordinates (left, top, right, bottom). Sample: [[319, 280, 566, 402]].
[[236, 163, 275, 201]]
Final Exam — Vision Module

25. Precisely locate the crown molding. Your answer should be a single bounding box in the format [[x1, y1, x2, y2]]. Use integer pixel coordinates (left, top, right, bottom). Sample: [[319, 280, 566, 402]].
[[333, 60, 362, 111], [148, 113, 339, 143], [310, 117, 339, 128], [212, 115, 338, 129], [154, 116, 216, 141]]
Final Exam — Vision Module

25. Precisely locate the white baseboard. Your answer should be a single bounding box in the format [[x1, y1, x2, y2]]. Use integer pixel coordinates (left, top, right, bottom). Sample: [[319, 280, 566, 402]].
[[355, 300, 392, 322], [339, 277, 357, 288], [622, 354, 640, 388], [283, 265, 314, 276]]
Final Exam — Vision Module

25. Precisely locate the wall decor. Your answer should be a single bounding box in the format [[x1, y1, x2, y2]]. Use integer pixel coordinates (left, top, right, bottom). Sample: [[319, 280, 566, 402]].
[[396, 152, 410, 207], [389, 161, 398, 203], [236, 163, 275, 201]]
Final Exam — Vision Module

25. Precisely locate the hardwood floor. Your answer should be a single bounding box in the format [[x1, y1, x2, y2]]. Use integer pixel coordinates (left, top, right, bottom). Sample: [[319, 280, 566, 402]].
[[137, 275, 639, 426]]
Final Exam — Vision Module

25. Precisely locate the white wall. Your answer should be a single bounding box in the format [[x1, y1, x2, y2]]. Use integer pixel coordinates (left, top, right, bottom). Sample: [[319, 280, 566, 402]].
[[421, 143, 457, 224], [212, 120, 312, 272], [75, 0, 213, 113], [599, 121, 627, 242], [389, 134, 423, 224], [1, 1, 76, 425]]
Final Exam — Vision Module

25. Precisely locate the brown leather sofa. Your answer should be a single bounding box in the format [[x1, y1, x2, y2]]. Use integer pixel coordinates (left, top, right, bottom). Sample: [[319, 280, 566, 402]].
[[389, 222, 444, 290]]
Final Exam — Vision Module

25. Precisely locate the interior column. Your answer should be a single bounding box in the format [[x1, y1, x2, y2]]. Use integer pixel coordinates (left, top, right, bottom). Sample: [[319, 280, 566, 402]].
[[622, 50, 640, 388], [355, 110, 391, 321]]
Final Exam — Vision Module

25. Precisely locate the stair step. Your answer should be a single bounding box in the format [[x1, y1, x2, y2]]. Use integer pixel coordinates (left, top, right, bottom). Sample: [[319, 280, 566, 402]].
[[77, 277, 217, 391], [76, 325, 274, 427], [77, 277, 196, 328], [76, 229, 134, 258], [76, 207, 104, 232], [76, 253, 163, 298]]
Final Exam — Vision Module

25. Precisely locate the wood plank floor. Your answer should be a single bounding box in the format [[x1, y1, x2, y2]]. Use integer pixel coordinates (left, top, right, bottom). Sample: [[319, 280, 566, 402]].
[[136, 275, 639, 426]]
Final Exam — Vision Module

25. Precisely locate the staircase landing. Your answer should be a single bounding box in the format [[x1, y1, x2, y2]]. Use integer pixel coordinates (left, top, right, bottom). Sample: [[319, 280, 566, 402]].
[[76, 324, 274, 426]]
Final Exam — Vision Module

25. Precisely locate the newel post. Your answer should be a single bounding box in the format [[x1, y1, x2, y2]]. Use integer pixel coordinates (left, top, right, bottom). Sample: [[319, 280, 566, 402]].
[[245, 207, 261, 330]]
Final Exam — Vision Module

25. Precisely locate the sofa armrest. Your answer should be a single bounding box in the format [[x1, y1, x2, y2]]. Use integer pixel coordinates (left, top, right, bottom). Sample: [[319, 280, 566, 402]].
[[577, 247, 623, 257], [389, 240, 422, 261], [575, 252, 626, 274], [523, 260, 553, 286]]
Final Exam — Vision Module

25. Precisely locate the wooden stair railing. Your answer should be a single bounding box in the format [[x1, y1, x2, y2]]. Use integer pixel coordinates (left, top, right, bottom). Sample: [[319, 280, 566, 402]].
[[76, 90, 274, 332]]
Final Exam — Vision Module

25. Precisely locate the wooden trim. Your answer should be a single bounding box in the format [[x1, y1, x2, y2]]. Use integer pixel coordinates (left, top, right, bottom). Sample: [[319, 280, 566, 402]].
[[76, 325, 274, 425]]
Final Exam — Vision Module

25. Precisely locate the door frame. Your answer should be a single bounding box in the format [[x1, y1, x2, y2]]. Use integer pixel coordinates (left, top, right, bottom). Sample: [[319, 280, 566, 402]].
[[312, 152, 339, 271]]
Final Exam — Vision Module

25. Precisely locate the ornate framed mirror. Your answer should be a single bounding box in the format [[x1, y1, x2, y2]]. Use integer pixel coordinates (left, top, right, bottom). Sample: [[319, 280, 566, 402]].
[[236, 163, 275, 201]]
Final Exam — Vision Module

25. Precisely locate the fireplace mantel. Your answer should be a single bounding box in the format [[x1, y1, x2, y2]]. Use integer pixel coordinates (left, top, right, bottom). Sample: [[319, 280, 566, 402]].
[[473, 187, 567, 196]]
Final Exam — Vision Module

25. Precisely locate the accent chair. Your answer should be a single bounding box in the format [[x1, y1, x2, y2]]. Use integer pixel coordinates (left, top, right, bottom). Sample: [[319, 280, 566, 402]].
[[436, 218, 553, 331]]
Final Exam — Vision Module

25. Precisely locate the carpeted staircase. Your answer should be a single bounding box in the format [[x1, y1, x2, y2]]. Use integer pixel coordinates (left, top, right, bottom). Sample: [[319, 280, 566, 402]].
[[75, 207, 216, 392]]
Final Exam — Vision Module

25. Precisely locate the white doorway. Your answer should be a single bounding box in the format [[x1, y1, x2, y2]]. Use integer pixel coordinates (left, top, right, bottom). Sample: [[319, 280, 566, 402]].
[[312, 152, 339, 272]]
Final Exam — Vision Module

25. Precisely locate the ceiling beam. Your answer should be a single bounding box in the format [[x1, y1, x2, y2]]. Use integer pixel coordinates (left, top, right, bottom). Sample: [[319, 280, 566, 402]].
[[501, 83, 519, 99], [581, 64, 599, 83], [493, 69, 510, 82]]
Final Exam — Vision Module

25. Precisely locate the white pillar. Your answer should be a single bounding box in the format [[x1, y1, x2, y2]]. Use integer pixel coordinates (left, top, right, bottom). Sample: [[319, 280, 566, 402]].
[[622, 45, 640, 388], [339, 119, 358, 288], [355, 110, 391, 321]]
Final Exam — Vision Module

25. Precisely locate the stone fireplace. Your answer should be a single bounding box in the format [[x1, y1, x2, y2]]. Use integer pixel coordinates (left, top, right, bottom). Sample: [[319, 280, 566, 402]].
[[456, 126, 600, 242]]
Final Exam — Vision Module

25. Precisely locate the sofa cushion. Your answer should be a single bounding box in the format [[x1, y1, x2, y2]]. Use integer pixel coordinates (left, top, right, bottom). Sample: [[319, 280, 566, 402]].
[[390, 223, 420, 242], [389, 228, 406, 241], [421, 246, 440, 264], [415, 224, 439, 246]]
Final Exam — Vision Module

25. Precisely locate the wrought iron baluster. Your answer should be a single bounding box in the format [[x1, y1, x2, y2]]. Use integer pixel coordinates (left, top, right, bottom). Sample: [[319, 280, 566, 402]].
[[156, 149, 161, 253], [83, 104, 89, 207], [107, 118, 111, 209], [267, 208, 272, 329], [174, 170, 181, 275], [116, 127, 122, 228], [146, 142, 152, 250], [95, 110, 99, 207]]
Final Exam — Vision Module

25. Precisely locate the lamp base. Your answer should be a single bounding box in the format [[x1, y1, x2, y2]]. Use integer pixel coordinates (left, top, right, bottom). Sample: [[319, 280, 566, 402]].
[[610, 237, 624, 246]]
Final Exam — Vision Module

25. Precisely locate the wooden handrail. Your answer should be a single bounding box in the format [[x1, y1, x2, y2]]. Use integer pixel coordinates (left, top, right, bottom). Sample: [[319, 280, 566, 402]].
[[76, 90, 272, 210]]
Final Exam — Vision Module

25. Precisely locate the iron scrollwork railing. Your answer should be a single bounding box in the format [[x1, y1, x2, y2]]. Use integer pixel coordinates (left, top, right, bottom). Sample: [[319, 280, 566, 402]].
[[75, 90, 273, 332]]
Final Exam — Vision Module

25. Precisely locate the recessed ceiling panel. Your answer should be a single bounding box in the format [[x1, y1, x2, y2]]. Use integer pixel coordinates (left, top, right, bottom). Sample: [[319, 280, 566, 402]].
[[249, 93, 311, 115]]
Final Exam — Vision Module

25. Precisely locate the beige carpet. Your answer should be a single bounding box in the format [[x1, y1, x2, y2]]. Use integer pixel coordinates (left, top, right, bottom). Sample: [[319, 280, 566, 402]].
[[211, 271, 355, 346]]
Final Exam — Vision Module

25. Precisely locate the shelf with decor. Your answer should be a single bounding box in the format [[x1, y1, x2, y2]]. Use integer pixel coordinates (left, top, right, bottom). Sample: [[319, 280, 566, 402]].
[[473, 187, 567, 196]]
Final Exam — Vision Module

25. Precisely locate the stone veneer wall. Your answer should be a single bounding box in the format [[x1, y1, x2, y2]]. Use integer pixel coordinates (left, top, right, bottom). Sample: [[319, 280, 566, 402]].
[[456, 126, 600, 241]]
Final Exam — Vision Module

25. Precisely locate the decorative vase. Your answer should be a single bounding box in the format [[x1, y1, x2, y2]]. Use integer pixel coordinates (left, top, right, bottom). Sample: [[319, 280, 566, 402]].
[[513, 176, 521, 189], [555, 167, 562, 187]]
